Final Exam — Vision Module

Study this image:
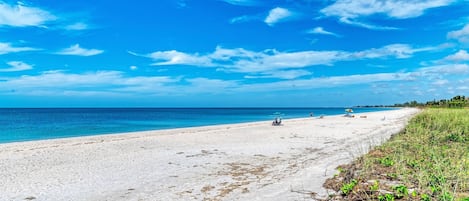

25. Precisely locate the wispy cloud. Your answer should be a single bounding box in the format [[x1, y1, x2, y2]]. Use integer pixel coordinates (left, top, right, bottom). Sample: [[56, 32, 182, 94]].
[[444, 50, 469, 61], [0, 71, 178, 96], [0, 1, 56, 27], [230, 15, 258, 24], [0, 61, 33, 72], [133, 44, 432, 79], [447, 24, 469, 44], [321, 0, 454, 29], [350, 44, 433, 59], [264, 7, 294, 26], [221, 0, 258, 6], [2, 63, 467, 98], [244, 70, 312, 79], [177, 0, 187, 8], [307, 27, 340, 37], [0, 42, 39, 54], [418, 64, 469, 75], [56, 44, 104, 56], [338, 17, 399, 30], [64, 22, 89, 31], [147, 50, 213, 66]]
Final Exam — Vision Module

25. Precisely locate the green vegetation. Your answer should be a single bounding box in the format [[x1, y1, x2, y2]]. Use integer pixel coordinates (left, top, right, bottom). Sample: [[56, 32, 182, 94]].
[[324, 108, 469, 200], [341, 179, 358, 195], [394, 95, 469, 108], [357, 95, 469, 108]]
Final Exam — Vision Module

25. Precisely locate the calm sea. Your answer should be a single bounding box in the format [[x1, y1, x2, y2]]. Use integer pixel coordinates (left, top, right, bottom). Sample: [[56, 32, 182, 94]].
[[0, 108, 394, 143]]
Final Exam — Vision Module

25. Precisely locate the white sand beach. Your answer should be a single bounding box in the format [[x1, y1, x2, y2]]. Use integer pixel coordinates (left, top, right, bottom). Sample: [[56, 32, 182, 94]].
[[0, 108, 419, 201]]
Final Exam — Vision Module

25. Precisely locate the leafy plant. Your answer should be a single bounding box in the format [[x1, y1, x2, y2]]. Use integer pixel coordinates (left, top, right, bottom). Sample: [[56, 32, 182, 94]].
[[378, 193, 395, 201], [370, 180, 379, 191], [411, 190, 418, 197], [379, 157, 395, 167], [421, 193, 431, 201], [393, 184, 408, 198], [340, 179, 358, 195]]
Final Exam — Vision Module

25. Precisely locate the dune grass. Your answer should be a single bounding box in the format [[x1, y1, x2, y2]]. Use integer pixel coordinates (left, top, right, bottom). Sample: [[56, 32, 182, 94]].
[[324, 108, 469, 200]]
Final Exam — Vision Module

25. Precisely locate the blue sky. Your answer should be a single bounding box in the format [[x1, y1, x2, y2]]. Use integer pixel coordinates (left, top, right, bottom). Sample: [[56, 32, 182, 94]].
[[1, 0, 469, 107]]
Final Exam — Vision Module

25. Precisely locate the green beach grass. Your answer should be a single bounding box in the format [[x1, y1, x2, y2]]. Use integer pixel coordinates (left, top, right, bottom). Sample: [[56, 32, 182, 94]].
[[324, 108, 469, 200]]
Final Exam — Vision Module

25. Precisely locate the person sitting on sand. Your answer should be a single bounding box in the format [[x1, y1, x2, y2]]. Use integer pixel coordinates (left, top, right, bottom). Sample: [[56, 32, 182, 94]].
[[272, 117, 282, 126]]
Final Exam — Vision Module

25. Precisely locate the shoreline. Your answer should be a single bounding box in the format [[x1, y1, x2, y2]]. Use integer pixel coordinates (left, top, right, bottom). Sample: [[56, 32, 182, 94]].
[[0, 107, 397, 144], [0, 108, 420, 201]]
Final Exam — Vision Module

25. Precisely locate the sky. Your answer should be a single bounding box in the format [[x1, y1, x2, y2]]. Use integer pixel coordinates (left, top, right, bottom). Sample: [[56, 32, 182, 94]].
[[1, 0, 469, 107]]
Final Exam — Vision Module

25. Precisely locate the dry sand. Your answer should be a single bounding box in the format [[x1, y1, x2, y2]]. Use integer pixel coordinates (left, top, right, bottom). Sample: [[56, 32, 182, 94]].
[[0, 108, 419, 201]]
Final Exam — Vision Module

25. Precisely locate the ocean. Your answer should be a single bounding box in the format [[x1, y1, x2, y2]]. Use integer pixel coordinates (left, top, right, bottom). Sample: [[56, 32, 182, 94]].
[[0, 107, 394, 143]]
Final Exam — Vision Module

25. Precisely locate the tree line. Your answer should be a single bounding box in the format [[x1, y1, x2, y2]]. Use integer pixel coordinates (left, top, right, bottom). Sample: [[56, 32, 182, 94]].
[[393, 95, 469, 108], [355, 95, 469, 108]]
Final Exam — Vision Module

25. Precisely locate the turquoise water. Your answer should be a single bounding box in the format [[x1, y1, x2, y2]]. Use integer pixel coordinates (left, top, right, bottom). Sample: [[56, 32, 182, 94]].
[[0, 108, 394, 143]]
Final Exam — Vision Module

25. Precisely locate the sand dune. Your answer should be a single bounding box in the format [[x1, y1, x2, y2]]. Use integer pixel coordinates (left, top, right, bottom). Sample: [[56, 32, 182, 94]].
[[0, 108, 419, 201]]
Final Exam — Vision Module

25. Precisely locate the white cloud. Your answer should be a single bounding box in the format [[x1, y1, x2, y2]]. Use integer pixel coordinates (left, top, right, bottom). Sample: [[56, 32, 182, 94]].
[[2, 63, 468, 98], [444, 50, 469, 61], [0, 1, 56, 27], [0, 42, 39, 54], [0, 61, 33, 72], [149, 50, 213, 66], [0, 69, 405, 96], [130, 66, 138, 70], [264, 7, 294, 26], [321, 0, 454, 29], [418, 64, 469, 74], [0, 71, 178, 96], [307, 27, 340, 37], [238, 72, 414, 92], [135, 44, 433, 79], [322, 0, 453, 19], [351, 44, 429, 59], [56, 44, 103, 56], [447, 24, 469, 44], [64, 22, 89, 31], [221, 0, 258, 6]]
